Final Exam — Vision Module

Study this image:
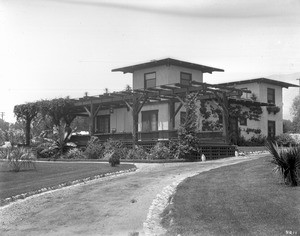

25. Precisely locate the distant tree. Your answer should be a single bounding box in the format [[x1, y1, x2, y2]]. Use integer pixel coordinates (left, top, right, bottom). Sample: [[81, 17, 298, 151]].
[[0, 119, 9, 132], [291, 95, 300, 133], [283, 119, 294, 133], [14, 102, 38, 146]]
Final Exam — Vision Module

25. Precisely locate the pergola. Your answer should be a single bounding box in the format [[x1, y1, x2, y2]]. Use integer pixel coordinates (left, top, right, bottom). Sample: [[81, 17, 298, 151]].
[[71, 81, 271, 147]]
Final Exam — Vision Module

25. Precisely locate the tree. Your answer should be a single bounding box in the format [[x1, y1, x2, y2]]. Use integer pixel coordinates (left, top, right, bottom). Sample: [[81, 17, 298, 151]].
[[37, 98, 76, 127], [14, 102, 38, 146], [291, 95, 300, 133], [176, 93, 200, 160]]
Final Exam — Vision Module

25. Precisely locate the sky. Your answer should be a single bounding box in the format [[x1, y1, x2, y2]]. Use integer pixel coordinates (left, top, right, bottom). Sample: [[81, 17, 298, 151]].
[[0, 0, 300, 123]]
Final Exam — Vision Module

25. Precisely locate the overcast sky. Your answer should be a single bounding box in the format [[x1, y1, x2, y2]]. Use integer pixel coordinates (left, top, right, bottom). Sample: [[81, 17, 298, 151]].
[[1, 0, 300, 123]]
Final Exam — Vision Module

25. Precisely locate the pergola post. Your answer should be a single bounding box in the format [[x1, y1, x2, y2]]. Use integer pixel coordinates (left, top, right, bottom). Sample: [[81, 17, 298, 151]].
[[169, 100, 175, 130], [84, 102, 96, 136]]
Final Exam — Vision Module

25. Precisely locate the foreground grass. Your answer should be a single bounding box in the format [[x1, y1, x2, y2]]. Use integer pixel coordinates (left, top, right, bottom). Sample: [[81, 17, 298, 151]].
[[161, 156, 300, 236], [0, 161, 135, 200]]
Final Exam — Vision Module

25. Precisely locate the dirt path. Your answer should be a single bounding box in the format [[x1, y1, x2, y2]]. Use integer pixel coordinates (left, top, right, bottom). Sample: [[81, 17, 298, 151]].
[[0, 155, 264, 236]]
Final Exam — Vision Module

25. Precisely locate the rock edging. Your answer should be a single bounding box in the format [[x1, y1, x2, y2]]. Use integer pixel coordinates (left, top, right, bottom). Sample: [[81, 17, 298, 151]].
[[0, 167, 137, 207]]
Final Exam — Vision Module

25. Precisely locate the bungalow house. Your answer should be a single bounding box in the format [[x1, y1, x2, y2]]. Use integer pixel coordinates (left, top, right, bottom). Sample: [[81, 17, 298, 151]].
[[71, 58, 286, 157]]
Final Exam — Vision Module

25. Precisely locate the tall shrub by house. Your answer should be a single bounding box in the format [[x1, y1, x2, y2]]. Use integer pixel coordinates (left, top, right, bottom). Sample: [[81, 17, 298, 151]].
[[175, 93, 200, 160]]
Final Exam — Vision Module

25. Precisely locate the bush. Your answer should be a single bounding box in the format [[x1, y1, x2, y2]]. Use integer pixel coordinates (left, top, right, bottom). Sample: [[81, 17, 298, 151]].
[[64, 148, 86, 159], [148, 142, 172, 160], [103, 139, 128, 160], [265, 140, 300, 186], [36, 142, 58, 159], [237, 134, 267, 146], [275, 133, 296, 147], [7, 147, 36, 172], [84, 137, 104, 159], [126, 146, 149, 160], [108, 151, 121, 167]]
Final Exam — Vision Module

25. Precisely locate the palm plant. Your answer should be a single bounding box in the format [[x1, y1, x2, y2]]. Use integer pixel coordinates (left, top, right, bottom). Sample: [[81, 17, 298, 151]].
[[265, 140, 300, 186], [7, 147, 36, 172]]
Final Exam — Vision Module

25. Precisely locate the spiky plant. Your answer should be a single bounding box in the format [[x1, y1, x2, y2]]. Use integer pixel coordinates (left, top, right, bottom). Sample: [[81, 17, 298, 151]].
[[265, 140, 300, 186], [7, 147, 36, 172]]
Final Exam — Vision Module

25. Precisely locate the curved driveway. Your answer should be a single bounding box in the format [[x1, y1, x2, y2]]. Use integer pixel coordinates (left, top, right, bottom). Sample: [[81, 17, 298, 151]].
[[0, 155, 263, 236]]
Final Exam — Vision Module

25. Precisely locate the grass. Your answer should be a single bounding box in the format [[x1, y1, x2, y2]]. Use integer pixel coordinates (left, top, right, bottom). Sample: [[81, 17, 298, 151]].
[[0, 161, 135, 200], [161, 155, 300, 236]]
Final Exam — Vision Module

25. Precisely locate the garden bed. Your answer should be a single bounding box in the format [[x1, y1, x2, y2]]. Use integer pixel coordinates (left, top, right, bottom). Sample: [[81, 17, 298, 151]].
[[0, 161, 135, 203], [161, 156, 300, 235]]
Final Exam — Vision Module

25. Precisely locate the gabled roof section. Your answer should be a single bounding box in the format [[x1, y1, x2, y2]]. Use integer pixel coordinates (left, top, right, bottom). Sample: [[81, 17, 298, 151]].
[[112, 58, 224, 74], [218, 78, 299, 88]]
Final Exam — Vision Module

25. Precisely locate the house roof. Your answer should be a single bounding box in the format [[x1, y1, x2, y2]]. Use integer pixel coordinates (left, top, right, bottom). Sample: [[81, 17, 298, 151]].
[[111, 58, 224, 74], [218, 78, 299, 88]]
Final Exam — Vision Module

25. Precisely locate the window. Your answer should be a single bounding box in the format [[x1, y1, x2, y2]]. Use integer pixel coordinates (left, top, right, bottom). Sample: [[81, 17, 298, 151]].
[[180, 111, 186, 125], [268, 120, 276, 139], [96, 115, 110, 133], [180, 72, 192, 85], [241, 87, 248, 99], [267, 88, 275, 104], [142, 110, 158, 132], [239, 117, 247, 126], [144, 72, 156, 89]]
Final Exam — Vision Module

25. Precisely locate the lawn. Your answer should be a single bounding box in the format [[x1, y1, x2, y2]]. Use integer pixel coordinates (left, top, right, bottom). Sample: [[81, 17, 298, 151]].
[[161, 155, 300, 236], [0, 161, 135, 200]]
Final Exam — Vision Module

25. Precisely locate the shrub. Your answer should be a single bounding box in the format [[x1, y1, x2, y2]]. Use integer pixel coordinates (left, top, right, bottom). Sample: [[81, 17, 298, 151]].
[[36, 142, 58, 159], [148, 142, 172, 160], [126, 146, 149, 160], [64, 148, 86, 159], [84, 136, 104, 159], [275, 133, 296, 147], [103, 139, 128, 160], [265, 140, 300, 186], [108, 151, 121, 167], [7, 147, 36, 172]]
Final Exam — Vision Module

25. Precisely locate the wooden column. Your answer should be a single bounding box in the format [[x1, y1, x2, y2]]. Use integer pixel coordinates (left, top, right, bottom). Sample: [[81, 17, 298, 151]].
[[221, 93, 230, 144], [169, 100, 175, 130], [84, 102, 102, 136], [124, 95, 147, 148]]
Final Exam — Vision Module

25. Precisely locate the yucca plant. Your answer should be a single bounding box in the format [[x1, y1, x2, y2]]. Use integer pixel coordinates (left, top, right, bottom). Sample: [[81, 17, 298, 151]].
[[265, 140, 300, 186], [7, 147, 36, 172]]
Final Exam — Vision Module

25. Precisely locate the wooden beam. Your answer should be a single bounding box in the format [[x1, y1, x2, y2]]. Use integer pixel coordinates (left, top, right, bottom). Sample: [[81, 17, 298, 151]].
[[84, 106, 91, 116]]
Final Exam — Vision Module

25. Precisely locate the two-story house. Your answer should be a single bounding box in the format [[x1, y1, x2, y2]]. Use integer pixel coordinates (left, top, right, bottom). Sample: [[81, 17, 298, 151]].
[[219, 78, 298, 140], [72, 58, 297, 149]]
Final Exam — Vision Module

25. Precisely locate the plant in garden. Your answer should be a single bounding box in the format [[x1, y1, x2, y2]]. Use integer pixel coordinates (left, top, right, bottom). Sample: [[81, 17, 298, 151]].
[[265, 140, 300, 186], [103, 139, 128, 160], [275, 133, 296, 147], [148, 142, 172, 160], [84, 136, 104, 159], [64, 148, 86, 159], [7, 147, 36, 172], [126, 146, 149, 159], [108, 151, 121, 167], [176, 93, 201, 160]]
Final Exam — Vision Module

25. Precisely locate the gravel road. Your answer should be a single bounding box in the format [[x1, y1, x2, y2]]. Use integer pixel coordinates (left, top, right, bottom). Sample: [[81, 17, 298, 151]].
[[0, 155, 263, 236]]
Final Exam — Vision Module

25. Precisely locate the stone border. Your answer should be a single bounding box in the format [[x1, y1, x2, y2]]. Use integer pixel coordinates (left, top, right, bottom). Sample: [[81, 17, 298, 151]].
[[0, 167, 137, 207]]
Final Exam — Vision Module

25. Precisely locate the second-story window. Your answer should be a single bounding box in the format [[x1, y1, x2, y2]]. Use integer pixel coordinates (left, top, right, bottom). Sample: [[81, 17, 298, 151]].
[[180, 72, 192, 85], [144, 72, 156, 89], [267, 88, 275, 104]]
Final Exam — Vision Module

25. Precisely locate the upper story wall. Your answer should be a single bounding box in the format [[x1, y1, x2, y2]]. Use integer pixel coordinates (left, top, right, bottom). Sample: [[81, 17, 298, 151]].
[[232, 82, 282, 106], [132, 65, 203, 89]]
